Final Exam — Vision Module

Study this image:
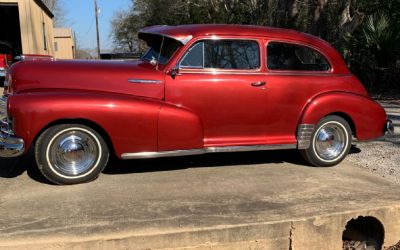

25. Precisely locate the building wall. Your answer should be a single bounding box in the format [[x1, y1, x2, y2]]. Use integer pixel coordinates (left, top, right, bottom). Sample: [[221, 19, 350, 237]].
[[54, 28, 75, 59], [0, 0, 54, 56]]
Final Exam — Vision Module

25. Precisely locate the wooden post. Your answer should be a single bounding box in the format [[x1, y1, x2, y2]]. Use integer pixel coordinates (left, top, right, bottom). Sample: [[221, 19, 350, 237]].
[[94, 0, 101, 59]]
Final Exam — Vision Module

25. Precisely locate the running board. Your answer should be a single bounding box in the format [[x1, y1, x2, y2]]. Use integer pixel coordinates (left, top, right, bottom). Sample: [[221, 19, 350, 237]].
[[121, 144, 297, 160]]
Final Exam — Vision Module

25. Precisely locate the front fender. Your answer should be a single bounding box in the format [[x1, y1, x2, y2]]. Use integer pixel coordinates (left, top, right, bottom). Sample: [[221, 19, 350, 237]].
[[300, 92, 387, 140], [158, 103, 204, 151], [8, 91, 161, 157]]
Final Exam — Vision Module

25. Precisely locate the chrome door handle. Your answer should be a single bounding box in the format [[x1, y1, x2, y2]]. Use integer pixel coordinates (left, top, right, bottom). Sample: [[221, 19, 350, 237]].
[[251, 81, 267, 87]]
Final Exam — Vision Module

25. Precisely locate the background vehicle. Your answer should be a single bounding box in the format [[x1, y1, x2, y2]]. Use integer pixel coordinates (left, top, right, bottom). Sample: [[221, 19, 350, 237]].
[[0, 25, 394, 185], [0, 41, 13, 86]]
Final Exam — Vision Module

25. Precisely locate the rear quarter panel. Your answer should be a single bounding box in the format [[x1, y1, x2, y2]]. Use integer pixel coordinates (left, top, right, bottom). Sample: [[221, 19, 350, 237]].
[[300, 92, 387, 140]]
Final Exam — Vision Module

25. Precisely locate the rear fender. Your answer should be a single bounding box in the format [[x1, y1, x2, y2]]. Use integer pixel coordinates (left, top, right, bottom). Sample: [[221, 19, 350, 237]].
[[300, 92, 387, 140]]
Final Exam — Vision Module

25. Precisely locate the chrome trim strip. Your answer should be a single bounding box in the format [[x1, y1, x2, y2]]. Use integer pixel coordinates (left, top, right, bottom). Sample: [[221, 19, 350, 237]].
[[178, 70, 265, 75], [266, 72, 350, 77], [122, 149, 205, 159], [175, 67, 352, 76], [206, 144, 296, 153], [176, 70, 350, 77], [121, 144, 297, 160], [128, 79, 162, 84], [297, 124, 315, 149]]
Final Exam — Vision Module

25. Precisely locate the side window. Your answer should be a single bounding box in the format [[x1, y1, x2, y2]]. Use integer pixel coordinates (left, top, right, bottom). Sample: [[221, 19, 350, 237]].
[[179, 40, 260, 70], [267, 42, 331, 71], [180, 42, 204, 68]]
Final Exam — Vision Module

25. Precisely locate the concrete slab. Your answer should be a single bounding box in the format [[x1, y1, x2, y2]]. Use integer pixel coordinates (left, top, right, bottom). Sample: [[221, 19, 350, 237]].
[[0, 150, 399, 249]]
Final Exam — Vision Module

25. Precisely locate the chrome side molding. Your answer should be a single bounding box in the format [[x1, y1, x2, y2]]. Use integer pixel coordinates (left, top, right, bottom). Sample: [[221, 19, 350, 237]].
[[206, 144, 295, 153], [297, 124, 315, 149], [128, 79, 162, 84], [121, 144, 297, 160], [122, 149, 205, 159]]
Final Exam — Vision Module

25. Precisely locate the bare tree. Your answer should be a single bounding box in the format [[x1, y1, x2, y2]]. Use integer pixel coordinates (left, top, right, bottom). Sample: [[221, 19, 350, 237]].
[[43, 0, 67, 27], [111, 11, 143, 52]]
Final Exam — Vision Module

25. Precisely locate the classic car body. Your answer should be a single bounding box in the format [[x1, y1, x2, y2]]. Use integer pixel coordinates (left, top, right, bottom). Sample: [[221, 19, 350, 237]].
[[0, 25, 393, 184]]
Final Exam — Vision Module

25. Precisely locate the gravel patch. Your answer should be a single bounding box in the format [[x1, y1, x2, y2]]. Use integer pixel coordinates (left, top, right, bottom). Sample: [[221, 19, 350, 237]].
[[386, 241, 400, 250], [347, 99, 400, 184]]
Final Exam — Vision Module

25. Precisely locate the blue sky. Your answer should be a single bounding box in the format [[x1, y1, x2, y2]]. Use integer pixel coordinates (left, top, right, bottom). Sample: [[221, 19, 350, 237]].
[[62, 0, 132, 51]]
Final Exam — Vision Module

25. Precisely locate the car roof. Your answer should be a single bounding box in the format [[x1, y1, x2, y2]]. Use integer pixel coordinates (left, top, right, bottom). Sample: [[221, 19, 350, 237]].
[[139, 24, 329, 46], [138, 24, 350, 74]]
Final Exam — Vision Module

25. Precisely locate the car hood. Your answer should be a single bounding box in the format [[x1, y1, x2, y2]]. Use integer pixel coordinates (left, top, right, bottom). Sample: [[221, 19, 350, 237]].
[[8, 59, 165, 100]]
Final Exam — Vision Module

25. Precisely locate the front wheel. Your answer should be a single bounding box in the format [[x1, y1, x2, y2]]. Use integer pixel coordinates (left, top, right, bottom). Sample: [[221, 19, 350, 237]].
[[301, 115, 352, 167], [35, 124, 109, 185]]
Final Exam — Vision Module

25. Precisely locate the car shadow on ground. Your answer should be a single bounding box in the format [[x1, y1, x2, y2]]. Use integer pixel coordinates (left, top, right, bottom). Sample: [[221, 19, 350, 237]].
[[0, 146, 362, 183], [0, 147, 49, 184], [0, 148, 51, 184], [103, 149, 312, 175], [0, 148, 312, 182], [349, 145, 362, 154]]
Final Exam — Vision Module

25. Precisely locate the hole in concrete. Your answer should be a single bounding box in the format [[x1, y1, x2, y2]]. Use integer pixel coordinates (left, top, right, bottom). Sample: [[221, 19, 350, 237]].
[[342, 216, 385, 250]]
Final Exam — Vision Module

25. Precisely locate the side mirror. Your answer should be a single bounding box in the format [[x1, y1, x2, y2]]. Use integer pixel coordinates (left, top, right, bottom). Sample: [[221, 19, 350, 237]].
[[169, 68, 181, 78]]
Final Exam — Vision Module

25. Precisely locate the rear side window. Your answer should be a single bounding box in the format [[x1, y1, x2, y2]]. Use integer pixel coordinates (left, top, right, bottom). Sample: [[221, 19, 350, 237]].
[[180, 40, 260, 70], [267, 42, 330, 71]]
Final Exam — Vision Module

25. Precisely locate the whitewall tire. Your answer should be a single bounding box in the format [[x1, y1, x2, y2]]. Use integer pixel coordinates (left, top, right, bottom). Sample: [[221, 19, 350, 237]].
[[35, 124, 109, 185], [301, 115, 352, 167]]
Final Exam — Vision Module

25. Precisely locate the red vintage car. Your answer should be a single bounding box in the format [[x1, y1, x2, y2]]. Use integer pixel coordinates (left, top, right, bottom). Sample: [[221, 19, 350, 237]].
[[0, 25, 394, 185]]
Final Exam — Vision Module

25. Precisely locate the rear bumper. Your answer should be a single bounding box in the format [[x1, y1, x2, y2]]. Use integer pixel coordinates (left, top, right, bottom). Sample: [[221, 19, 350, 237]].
[[0, 121, 25, 158]]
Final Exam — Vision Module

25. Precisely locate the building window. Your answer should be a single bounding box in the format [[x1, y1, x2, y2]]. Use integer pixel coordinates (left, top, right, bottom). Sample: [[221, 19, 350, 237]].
[[54, 42, 58, 51], [42, 22, 47, 51]]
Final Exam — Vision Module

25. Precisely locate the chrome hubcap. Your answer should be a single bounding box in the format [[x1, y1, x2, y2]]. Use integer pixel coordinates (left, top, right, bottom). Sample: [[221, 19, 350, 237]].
[[49, 130, 99, 177], [314, 123, 347, 161]]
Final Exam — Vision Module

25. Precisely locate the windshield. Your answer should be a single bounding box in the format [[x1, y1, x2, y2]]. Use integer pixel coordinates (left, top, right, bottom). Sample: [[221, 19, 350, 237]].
[[141, 35, 182, 65]]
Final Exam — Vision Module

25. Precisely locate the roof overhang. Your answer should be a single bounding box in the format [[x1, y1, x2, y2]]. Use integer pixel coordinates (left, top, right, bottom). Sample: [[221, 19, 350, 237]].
[[138, 26, 193, 45], [34, 0, 54, 18]]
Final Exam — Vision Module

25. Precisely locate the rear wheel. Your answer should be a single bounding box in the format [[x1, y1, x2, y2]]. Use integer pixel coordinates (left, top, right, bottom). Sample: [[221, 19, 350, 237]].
[[35, 124, 109, 185], [301, 115, 352, 167]]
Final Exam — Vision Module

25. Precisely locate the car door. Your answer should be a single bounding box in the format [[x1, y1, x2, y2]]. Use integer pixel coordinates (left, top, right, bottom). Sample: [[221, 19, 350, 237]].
[[264, 40, 340, 143], [164, 38, 269, 148]]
